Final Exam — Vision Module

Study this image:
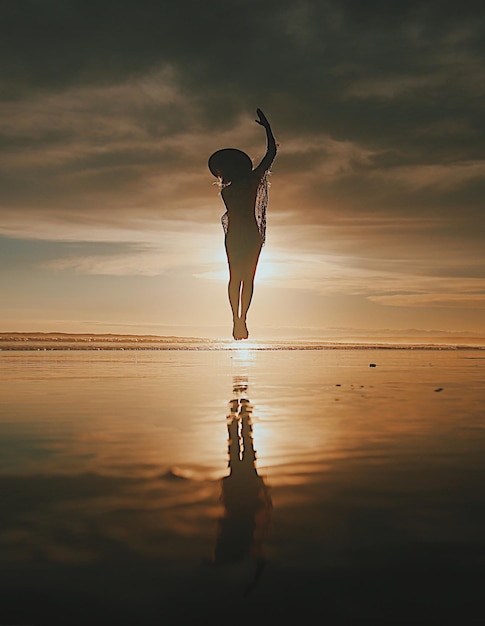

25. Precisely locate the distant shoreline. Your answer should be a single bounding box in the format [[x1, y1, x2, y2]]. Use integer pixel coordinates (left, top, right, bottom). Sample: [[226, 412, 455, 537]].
[[1, 332, 484, 351]]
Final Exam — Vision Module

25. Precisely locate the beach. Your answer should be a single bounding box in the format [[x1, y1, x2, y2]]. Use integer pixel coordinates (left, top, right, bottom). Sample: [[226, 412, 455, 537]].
[[1, 343, 484, 625]]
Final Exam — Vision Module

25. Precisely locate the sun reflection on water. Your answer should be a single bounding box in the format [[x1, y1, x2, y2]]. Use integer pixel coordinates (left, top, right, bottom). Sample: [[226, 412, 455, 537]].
[[229, 343, 262, 366]]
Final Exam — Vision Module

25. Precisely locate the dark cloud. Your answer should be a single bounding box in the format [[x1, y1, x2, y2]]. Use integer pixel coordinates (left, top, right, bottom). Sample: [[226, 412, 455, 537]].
[[1, 0, 484, 287], [3, 0, 484, 146], [9, 7, 482, 200]]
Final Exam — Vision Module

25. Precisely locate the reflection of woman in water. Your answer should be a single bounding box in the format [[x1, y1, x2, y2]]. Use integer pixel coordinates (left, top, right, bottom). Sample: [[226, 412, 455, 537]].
[[213, 379, 272, 596], [208, 109, 277, 340]]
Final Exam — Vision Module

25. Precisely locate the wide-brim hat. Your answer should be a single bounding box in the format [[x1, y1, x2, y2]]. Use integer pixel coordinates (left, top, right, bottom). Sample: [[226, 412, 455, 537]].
[[208, 148, 252, 178]]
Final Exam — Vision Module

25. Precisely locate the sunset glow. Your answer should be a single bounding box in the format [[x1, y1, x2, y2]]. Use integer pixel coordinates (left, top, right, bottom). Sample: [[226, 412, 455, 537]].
[[1, 2, 484, 341]]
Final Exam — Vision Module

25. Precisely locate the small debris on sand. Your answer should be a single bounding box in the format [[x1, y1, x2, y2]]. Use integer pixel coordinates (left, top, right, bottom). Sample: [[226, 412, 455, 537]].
[[434, 387, 444, 392], [369, 363, 377, 368]]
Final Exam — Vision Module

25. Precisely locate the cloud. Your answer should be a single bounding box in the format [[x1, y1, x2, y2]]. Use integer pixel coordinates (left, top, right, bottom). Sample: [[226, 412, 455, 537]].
[[40, 228, 224, 277], [0, 67, 277, 242], [369, 294, 485, 309], [43, 249, 175, 277], [2, 1, 483, 226], [1, 0, 484, 333]]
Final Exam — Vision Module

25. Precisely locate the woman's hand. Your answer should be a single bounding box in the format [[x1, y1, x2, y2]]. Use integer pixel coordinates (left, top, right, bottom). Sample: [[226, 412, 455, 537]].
[[255, 108, 271, 128]]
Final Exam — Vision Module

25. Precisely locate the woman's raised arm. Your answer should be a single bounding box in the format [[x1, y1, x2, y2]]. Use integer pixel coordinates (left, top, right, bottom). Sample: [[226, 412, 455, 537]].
[[253, 108, 277, 178]]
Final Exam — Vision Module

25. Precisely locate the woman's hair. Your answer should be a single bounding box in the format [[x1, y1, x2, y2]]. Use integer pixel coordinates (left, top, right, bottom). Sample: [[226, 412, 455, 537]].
[[208, 148, 253, 182]]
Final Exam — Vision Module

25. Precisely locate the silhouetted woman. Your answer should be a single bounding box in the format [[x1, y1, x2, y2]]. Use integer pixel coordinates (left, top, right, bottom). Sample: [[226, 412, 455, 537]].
[[208, 109, 277, 340]]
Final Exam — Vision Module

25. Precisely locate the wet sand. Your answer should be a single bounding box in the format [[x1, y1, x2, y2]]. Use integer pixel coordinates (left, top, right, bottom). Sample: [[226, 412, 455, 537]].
[[1, 347, 484, 625]]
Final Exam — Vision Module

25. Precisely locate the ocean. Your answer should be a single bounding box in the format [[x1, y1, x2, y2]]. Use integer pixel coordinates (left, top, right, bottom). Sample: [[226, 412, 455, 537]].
[[1, 339, 484, 624]]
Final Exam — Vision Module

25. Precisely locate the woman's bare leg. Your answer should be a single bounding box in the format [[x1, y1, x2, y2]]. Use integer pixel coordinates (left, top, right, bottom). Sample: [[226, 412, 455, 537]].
[[240, 253, 260, 339], [239, 279, 254, 339], [228, 276, 241, 318], [228, 270, 245, 340]]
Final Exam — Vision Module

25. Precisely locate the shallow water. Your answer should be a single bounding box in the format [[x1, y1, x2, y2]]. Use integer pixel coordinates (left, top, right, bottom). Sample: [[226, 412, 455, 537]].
[[1, 349, 484, 625]]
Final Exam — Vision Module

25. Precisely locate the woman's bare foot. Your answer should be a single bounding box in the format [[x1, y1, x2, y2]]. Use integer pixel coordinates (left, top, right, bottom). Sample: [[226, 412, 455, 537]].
[[233, 318, 248, 340], [233, 318, 243, 340]]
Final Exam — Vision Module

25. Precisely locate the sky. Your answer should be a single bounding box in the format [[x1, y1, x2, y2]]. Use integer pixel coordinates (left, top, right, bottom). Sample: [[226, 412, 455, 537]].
[[1, 0, 484, 339]]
